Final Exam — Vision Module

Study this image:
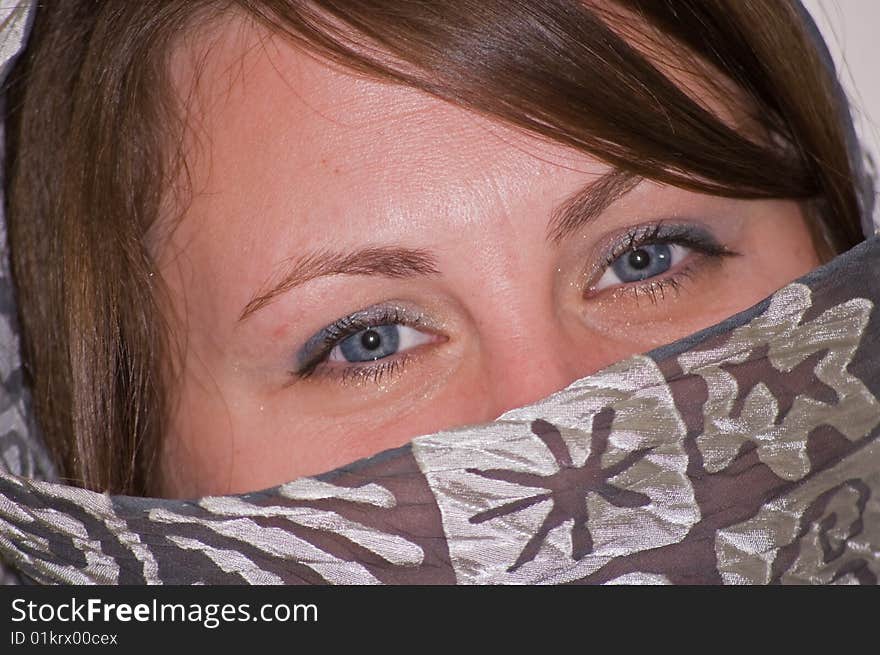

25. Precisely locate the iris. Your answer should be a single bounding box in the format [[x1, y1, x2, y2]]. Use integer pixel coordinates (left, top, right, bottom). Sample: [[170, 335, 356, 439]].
[[611, 244, 672, 282], [337, 325, 401, 362]]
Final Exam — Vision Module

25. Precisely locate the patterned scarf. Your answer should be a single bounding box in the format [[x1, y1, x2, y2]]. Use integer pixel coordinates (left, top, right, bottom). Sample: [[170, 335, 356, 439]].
[[1, 1, 878, 585]]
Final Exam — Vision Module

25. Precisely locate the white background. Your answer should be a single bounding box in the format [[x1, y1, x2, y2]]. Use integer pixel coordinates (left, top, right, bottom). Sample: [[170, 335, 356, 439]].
[[804, 0, 880, 170]]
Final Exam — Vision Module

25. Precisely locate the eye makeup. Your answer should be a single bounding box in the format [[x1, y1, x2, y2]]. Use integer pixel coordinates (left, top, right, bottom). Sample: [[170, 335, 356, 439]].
[[293, 303, 442, 382], [290, 220, 740, 388], [584, 221, 740, 302]]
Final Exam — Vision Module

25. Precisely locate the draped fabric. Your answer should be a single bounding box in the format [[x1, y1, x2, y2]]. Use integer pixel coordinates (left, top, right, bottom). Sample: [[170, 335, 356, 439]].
[[0, 1, 878, 585]]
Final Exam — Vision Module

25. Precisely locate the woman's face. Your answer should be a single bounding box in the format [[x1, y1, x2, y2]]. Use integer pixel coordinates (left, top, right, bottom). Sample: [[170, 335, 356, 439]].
[[156, 18, 821, 498]]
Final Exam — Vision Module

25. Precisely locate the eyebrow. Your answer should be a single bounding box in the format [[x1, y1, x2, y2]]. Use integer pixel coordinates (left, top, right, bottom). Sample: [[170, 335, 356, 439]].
[[239, 169, 640, 321], [239, 246, 441, 321], [547, 169, 641, 243]]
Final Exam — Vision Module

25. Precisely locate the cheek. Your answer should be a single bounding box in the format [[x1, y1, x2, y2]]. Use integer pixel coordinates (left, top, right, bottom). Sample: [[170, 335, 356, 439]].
[[157, 365, 495, 498]]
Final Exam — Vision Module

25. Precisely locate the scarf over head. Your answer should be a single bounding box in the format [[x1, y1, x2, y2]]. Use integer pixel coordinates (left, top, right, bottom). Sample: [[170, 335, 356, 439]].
[[0, 0, 878, 585]]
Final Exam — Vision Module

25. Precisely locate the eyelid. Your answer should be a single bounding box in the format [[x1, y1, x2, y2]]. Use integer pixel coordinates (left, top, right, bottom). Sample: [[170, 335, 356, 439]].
[[583, 221, 737, 293], [294, 303, 441, 378], [324, 354, 413, 387], [593, 242, 688, 291]]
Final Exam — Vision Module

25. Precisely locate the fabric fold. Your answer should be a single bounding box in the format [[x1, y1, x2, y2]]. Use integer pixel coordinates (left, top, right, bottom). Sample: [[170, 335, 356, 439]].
[[0, 0, 877, 585]]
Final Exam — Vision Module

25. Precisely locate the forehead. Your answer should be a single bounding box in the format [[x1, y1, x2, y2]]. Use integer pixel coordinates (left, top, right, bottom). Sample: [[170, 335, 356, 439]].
[[165, 13, 609, 243], [172, 11, 596, 155]]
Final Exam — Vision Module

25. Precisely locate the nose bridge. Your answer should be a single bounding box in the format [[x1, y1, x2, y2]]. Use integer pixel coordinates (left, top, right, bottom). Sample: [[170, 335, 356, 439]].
[[455, 211, 595, 420], [480, 311, 586, 419]]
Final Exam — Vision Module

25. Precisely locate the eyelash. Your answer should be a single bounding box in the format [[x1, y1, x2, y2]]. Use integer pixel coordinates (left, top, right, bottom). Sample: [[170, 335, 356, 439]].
[[293, 307, 427, 383], [294, 221, 738, 384], [589, 222, 738, 303]]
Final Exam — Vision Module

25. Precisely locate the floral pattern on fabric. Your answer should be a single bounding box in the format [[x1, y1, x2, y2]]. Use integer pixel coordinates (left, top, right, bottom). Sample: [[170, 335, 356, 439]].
[[0, 0, 879, 586]]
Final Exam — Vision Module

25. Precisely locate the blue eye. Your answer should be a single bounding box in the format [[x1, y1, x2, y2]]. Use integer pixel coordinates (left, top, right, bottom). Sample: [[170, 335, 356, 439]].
[[328, 324, 432, 363], [295, 305, 442, 380], [595, 243, 687, 289], [613, 244, 672, 281]]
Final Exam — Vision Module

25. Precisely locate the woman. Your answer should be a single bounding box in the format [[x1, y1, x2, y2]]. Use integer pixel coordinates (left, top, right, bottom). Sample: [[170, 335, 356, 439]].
[[0, 1, 878, 584]]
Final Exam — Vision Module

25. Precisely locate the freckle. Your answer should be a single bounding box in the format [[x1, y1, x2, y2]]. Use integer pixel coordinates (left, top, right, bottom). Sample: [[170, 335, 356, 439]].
[[333, 167, 340, 174]]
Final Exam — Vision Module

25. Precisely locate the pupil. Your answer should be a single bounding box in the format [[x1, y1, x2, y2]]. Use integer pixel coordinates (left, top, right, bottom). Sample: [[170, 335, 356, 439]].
[[628, 249, 651, 270], [361, 330, 382, 350]]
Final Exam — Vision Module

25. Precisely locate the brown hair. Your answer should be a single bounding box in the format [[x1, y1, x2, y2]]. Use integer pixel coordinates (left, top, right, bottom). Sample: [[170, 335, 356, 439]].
[[2, 0, 865, 495]]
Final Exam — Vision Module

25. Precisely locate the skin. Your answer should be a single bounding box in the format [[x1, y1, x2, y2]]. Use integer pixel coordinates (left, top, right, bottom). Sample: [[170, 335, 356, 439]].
[[155, 17, 821, 498]]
